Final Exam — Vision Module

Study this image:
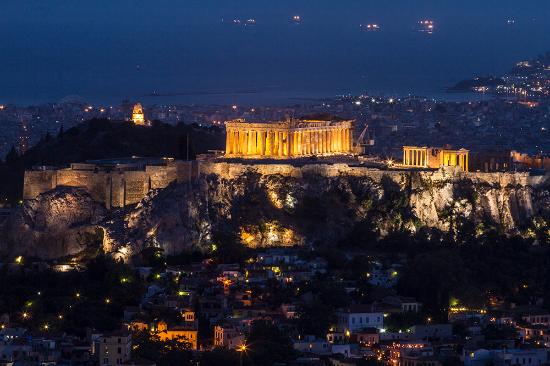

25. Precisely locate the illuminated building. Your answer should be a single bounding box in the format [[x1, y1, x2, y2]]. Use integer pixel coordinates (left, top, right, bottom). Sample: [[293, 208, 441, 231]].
[[154, 320, 198, 350], [131, 103, 146, 125], [214, 324, 245, 349], [225, 118, 354, 158], [402, 146, 469, 172], [336, 306, 384, 334]]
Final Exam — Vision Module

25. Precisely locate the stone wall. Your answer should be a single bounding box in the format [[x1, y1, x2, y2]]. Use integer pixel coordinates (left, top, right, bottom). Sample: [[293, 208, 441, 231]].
[[23, 160, 200, 208], [24, 160, 550, 210], [23, 170, 57, 199], [199, 161, 549, 189]]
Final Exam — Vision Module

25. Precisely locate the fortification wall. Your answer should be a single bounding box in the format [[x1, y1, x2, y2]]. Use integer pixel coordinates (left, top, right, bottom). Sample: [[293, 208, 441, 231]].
[[23, 171, 57, 200], [199, 161, 549, 189], [175, 161, 200, 183], [23, 161, 199, 208], [24, 161, 549, 209]]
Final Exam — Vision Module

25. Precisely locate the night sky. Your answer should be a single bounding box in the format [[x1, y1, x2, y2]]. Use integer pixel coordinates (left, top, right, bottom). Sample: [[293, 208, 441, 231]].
[[2, 0, 550, 105]]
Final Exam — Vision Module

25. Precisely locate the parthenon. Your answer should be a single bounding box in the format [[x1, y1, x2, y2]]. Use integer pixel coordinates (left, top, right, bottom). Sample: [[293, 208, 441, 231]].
[[225, 118, 354, 158]]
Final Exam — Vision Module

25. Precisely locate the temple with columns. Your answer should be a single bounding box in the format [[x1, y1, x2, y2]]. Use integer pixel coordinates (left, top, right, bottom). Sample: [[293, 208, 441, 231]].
[[402, 145, 469, 171], [225, 118, 354, 158]]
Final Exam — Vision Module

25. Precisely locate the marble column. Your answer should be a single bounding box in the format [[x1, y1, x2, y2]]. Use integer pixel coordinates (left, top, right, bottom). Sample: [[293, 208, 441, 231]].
[[342, 128, 348, 152], [258, 131, 265, 155], [315, 131, 319, 154], [234, 129, 238, 154], [226, 129, 231, 154]]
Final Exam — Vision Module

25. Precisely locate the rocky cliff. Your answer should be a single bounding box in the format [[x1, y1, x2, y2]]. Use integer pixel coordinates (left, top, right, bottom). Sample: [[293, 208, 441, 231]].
[[2, 165, 549, 261], [2, 187, 106, 259]]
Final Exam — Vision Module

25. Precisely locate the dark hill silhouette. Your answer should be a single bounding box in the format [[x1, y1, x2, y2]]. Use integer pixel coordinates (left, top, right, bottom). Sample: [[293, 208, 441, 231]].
[[0, 119, 225, 204]]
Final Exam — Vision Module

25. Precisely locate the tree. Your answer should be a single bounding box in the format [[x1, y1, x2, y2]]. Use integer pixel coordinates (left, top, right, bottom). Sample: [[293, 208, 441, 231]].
[[245, 320, 296, 365], [57, 124, 64, 138], [4, 146, 20, 166], [132, 330, 193, 366]]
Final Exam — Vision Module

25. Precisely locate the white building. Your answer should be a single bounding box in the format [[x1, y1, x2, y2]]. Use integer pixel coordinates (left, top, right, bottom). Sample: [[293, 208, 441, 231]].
[[336, 306, 384, 333]]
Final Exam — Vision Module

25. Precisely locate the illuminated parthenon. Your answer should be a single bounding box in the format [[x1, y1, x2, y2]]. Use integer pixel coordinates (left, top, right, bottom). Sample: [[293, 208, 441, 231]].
[[402, 145, 469, 171], [225, 118, 354, 158]]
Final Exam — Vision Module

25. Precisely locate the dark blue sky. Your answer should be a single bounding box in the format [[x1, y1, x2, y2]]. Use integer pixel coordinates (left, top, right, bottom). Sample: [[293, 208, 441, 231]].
[[2, 0, 550, 105]]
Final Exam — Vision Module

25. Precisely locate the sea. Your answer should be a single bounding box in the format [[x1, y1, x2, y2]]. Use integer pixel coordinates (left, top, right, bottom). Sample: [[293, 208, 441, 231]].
[[1, 1, 549, 107]]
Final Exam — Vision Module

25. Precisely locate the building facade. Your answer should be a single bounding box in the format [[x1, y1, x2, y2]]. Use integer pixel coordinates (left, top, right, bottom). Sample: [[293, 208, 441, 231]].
[[225, 118, 354, 158], [154, 321, 198, 350], [336, 306, 384, 333], [402, 146, 469, 171], [23, 158, 199, 209], [213, 324, 245, 349], [98, 332, 132, 366]]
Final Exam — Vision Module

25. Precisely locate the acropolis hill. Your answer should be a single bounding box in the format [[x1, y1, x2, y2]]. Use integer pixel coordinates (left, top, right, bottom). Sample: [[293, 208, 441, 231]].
[[9, 118, 550, 260], [13, 158, 550, 260]]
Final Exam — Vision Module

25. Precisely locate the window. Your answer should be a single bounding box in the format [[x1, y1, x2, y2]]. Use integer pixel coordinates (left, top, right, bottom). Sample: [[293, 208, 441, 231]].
[[117, 347, 121, 354], [103, 358, 109, 364]]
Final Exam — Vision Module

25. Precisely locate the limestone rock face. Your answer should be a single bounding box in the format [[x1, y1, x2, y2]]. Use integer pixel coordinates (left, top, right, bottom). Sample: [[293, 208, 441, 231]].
[[2, 168, 549, 261], [103, 170, 549, 259], [1, 187, 105, 259]]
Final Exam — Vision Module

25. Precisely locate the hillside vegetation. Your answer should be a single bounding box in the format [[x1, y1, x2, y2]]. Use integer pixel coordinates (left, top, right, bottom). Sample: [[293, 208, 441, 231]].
[[0, 119, 225, 203]]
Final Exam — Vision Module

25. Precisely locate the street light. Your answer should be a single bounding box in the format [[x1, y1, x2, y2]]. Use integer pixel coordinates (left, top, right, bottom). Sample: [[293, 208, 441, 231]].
[[237, 343, 248, 366]]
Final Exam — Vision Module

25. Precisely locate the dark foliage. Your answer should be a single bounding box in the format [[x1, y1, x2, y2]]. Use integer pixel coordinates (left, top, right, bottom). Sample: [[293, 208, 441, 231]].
[[0, 119, 224, 204]]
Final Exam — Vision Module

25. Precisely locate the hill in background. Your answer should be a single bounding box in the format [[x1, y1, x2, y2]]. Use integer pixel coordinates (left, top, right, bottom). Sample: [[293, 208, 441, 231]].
[[0, 119, 225, 203]]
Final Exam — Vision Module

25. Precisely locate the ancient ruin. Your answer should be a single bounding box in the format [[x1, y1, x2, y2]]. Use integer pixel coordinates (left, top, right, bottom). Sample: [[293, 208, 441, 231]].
[[224, 118, 354, 158]]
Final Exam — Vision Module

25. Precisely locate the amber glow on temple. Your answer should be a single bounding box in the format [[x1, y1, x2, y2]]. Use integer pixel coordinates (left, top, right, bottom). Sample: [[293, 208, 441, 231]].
[[403, 146, 469, 171], [225, 118, 354, 158]]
